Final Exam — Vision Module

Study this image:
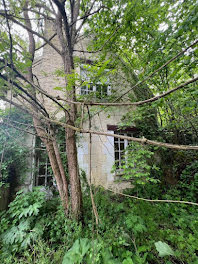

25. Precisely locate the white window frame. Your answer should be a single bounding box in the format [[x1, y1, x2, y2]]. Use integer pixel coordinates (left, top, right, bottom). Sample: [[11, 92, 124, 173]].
[[35, 141, 54, 187], [80, 66, 111, 97], [114, 132, 133, 173]]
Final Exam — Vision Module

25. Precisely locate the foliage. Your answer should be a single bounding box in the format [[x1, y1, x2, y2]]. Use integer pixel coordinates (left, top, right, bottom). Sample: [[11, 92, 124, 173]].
[[0, 108, 31, 184], [0, 187, 83, 259], [62, 237, 122, 264], [112, 142, 160, 185], [1, 185, 198, 263], [178, 160, 198, 201], [154, 241, 175, 257], [0, 0, 198, 263], [0, 188, 46, 254]]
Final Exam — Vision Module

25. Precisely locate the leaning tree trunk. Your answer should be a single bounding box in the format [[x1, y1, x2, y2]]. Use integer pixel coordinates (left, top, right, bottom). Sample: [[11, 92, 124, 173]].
[[23, 3, 69, 212], [33, 118, 69, 212]]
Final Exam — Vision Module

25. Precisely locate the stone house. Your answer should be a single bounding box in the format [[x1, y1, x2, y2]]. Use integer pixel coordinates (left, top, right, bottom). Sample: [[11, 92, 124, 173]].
[[2, 23, 136, 193]]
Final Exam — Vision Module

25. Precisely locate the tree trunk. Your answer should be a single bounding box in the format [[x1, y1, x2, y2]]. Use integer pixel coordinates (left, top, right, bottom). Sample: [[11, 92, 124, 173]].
[[23, 4, 70, 213], [66, 121, 83, 220], [63, 52, 83, 220], [33, 118, 69, 212]]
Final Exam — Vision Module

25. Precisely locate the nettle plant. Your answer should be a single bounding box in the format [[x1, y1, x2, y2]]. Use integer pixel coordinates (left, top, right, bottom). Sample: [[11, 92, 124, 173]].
[[113, 142, 160, 185]]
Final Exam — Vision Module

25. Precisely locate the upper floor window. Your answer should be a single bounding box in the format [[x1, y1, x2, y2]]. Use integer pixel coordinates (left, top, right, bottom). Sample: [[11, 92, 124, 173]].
[[80, 66, 111, 99]]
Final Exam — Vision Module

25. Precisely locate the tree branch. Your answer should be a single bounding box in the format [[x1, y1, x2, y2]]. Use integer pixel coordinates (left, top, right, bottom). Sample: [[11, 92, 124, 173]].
[[0, 72, 49, 117], [116, 39, 198, 101], [0, 96, 30, 115], [70, 5, 104, 28], [0, 11, 62, 55], [56, 76, 198, 106], [35, 33, 57, 51], [0, 58, 70, 117], [76, 3, 104, 35], [23, 8, 55, 21], [41, 116, 198, 151], [74, 25, 120, 53], [2, 0, 13, 65], [107, 188, 198, 206], [34, 3, 56, 14], [52, 0, 73, 57]]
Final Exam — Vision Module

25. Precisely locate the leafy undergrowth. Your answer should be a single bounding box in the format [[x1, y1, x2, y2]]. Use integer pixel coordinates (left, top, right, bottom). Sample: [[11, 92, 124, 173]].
[[0, 185, 198, 264]]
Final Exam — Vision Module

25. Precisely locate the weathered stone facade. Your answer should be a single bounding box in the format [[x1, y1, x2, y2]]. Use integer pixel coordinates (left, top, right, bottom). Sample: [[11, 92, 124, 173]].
[[32, 23, 134, 190]]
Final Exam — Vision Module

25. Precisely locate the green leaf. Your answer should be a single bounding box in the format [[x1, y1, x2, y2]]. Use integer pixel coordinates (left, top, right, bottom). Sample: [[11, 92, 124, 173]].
[[62, 238, 91, 264], [54, 86, 63, 91], [154, 241, 175, 257], [122, 258, 134, 264]]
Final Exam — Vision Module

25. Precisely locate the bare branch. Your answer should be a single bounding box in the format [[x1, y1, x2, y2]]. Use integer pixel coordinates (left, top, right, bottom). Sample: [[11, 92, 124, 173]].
[[34, 3, 55, 14], [0, 96, 30, 114], [56, 77, 198, 106], [52, 0, 73, 57], [4, 122, 49, 140], [71, 0, 80, 45], [107, 189, 198, 206], [2, 0, 13, 64], [0, 72, 49, 117], [71, 5, 104, 28], [0, 11, 62, 55], [75, 3, 104, 35], [35, 33, 57, 51], [0, 58, 70, 117], [41, 116, 198, 151], [23, 8, 55, 21], [74, 25, 120, 53], [48, 0, 56, 14], [116, 39, 198, 101]]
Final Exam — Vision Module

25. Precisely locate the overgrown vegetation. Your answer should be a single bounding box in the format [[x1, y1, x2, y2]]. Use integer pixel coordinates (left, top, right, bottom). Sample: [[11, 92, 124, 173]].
[[0, 183, 198, 263], [0, 0, 198, 263], [0, 109, 30, 193]]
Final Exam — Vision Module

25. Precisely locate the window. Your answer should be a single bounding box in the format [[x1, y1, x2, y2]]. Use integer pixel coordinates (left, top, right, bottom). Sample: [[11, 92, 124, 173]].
[[114, 131, 132, 170], [80, 66, 111, 99], [107, 125, 138, 173], [81, 83, 94, 95], [35, 140, 54, 187]]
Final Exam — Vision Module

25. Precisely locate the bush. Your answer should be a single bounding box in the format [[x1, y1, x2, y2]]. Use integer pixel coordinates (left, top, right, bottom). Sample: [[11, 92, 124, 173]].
[[1, 186, 198, 263]]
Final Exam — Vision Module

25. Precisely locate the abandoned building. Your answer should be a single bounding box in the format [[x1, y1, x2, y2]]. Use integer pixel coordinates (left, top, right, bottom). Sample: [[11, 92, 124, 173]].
[[1, 22, 137, 198]]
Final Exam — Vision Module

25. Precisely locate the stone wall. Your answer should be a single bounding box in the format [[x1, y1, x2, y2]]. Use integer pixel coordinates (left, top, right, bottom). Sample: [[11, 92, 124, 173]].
[[77, 107, 134, 191], [33, 23, 134, 191]]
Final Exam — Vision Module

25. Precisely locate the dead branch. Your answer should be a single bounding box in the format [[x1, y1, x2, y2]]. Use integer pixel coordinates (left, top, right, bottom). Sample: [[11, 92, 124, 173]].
[[41, 116, 198, 151], [56, 76, 198, 106], [107, 188, 198, 206]]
